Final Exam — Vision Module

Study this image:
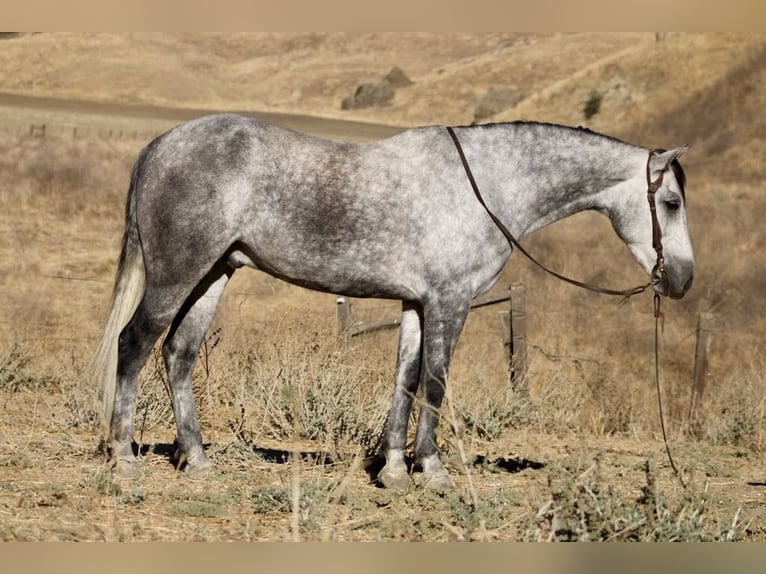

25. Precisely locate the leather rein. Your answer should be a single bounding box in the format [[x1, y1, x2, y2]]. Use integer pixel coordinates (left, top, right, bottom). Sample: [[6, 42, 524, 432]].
[[446, 126, 666, 304]]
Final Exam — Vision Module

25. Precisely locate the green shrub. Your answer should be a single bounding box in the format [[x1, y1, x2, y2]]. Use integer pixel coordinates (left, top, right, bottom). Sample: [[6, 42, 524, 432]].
[[583, 90, 602, 120]]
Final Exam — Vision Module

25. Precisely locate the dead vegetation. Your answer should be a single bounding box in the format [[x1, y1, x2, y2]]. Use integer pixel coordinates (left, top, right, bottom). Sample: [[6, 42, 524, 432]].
[[0, 33, 764, 541]]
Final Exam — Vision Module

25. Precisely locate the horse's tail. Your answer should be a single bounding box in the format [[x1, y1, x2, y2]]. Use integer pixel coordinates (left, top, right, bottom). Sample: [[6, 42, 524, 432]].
[[91, 152, 147, 441]]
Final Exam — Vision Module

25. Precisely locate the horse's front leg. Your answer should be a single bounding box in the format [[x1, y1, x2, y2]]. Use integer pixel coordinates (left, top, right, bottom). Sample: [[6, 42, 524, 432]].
[[413, 302, 469, 491], [379, 302, 423, 491]]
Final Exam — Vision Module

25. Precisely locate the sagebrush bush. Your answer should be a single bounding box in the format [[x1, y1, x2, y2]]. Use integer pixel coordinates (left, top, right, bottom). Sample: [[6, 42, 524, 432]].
[[704, 372, 765, 453], [226, 329, 390, 457], [0, 344, 46, 393], [523, 455, 745, 542]]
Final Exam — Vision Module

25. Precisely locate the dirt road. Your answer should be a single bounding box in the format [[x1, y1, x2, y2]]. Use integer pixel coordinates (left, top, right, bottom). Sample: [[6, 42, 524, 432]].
[[0, 91, 405, 142]]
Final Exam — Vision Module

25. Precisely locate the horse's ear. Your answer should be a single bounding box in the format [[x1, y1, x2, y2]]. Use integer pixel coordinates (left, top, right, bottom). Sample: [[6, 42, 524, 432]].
[[650, 145, 690, 174]]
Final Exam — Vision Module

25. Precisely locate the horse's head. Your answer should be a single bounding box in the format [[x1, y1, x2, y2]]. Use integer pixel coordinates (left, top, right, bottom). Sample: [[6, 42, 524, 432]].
[[612, 146, 695, 299]]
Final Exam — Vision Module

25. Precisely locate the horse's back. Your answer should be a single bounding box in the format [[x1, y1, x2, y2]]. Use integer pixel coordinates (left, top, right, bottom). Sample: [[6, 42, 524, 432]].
[[131, 114, 502, 301]]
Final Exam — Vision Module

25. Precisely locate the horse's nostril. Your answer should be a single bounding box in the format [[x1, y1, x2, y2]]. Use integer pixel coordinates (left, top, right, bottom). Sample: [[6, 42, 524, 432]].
[[683, 276, 694, 293]]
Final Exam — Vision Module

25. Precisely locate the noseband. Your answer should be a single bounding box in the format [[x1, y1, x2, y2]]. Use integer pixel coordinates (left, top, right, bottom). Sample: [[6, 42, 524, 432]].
[[446, 126, 666, 303]]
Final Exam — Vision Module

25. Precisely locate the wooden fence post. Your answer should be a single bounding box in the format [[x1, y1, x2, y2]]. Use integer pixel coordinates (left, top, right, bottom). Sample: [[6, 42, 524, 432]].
[[336, 297, 353, 340], [688, 312, 714, 424], [510, 284, 528, 397], [499, 309, 511, 363], [499, 284, 528, 397]]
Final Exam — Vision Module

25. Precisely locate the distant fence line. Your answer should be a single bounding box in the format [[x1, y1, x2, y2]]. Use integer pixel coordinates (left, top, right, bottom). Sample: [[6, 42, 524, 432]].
[[0, 121, 163, 142]]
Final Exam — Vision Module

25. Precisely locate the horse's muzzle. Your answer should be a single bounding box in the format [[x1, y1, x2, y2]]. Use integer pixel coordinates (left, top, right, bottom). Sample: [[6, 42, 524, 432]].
[[652, 263, 694, 300]]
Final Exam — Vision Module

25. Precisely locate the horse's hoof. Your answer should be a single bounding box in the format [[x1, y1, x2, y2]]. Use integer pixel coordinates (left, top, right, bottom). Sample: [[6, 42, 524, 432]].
[[423, 472, 454, 492], [182, 457, 214, 479], [419, 454, 454, 492], [113, 459, 141, 479], [378, 464, 412, 492]]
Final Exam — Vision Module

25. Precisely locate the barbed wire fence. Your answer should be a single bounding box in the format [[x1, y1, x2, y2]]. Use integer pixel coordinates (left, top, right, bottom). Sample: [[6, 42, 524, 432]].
[[0, 121, 164, 142]]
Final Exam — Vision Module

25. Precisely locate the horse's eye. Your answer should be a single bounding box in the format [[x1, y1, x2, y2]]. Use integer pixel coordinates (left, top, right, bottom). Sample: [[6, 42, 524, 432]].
[[665, 198, 681, 211]]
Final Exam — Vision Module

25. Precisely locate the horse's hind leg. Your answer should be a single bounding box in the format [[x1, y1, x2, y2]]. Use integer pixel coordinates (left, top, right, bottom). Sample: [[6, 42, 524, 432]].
[[112, 288, 186, 477], [379, 302, 423, 491], [162, 261, 232, 477]]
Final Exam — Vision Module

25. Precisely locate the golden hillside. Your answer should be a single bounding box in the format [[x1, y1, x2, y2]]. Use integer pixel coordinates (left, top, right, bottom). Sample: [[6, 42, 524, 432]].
[[1, 32, 762, 177]]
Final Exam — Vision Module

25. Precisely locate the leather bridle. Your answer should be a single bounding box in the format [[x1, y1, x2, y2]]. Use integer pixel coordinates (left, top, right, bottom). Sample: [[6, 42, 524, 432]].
[[645, 149, 667, 294]]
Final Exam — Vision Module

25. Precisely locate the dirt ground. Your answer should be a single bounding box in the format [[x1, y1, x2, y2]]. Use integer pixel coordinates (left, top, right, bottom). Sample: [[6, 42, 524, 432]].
[[2, 387, 764, 541]]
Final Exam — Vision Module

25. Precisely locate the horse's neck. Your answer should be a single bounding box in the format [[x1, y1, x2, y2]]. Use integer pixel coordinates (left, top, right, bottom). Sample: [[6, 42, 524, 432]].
[[460, 124, 644, 237]]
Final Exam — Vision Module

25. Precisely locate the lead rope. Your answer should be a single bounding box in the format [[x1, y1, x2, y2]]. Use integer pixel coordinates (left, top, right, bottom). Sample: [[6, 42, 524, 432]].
[[448, 127, 690, 492], [653, 293, 690, 491]]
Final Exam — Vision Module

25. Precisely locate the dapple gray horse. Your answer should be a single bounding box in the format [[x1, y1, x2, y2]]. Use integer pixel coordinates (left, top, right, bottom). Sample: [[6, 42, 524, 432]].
[[92, 114, 694, 491]]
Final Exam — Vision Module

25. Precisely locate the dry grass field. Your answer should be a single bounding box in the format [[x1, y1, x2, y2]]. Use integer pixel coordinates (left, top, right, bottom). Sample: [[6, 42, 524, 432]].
[[0, 32, 765, 541]]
